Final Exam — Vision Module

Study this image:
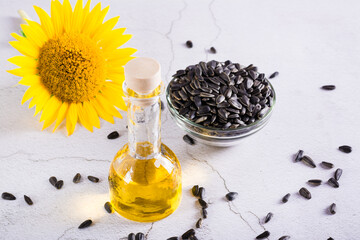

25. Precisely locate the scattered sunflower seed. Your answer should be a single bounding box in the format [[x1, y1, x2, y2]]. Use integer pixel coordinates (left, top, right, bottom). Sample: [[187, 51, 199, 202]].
[[282, 193, 290, 203], [78, 219, 92, 229], [329, 203, 336, 215], [256, 231, 270, 239], [183, 134, 195, 145], [128, 233, 136, 240], [73, 173, 81, 183], [307, 179, 322, 186], [335, 168, 343, 181], [166, 237, 178, 240], [192, 185, 200, 197], [107, 131, 120, 139], [24, 195, 33, 205], [182, 229, 195, 239], [199, 187, 205, 200], [209, 47, 216, 54], [294, 150, 304, 162], [300, 155, 316, 168], [196, 218, 203, 228], [104, 202, 113, 213], [2, 192, 16, 200], [135, 232, 144, 240], [55, 180, 64, 189], [225, 192, 238, 201], [338, 145, 352, 153], [327, 238, 334, 240], [264, 212, 273, 223], [269, 72, 279, 79], [279, 236, 290, 240], [328, 178, 339, 188], [186, 40, 193, 48], [321, 161, 334, 169], [88, 176, 99, 183], [198, 199, 208, 209], [190, 236, 199, 240], [299, 187, 311, 199], [201, 208, 208, 219], [321, 85, 336, 90], [49, 176, 57, 187]]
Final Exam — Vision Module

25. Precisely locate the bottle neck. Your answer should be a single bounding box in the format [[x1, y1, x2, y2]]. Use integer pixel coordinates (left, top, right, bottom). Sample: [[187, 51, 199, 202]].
[[127, 94, 161, 160]]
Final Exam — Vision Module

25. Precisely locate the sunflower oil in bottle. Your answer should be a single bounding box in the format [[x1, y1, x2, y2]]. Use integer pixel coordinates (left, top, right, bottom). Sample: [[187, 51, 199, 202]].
[[108, 57, 182, 222]]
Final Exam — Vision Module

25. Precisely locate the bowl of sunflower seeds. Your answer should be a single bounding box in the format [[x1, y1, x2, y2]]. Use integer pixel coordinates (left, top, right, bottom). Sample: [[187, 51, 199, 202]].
[[166, 60, 276, 147]]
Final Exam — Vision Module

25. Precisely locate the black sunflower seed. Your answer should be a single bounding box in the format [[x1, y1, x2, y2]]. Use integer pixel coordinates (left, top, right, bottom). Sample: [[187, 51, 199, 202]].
[[186, 40, 193, 48], [307, 179, 322, 186], [199, 187, 205, 200], [128, 233, 136, 240], [49, 176, 57, 187], [328, 178, 339, 188], [55, 180, 64, 189], [183, 135, 195, 145], [294, 150, 304, 162], [201, 208, 208, 219], [264, 212, 273, 223], [338, 145, 352, 153], [198, 199, 208, 209], [190, 236, 198, 240], [166, 237, 178, 240], [88, 176, 99, 183], [327, 238, 334, 240], [210, 47, 216, 54], [321, 85, 335, 90], [182, 229, 195, 239], [24, 195, 33, 205], [256, 231, 270, 239], [300, 155, 316, 168], [299, 187, 311, 199], [335, 168, 343, 181], [269, 72, 279, 79], [78, 219, 92, 229], [161, 100, 165, 110], [196, 218, 203, 228], [104, 201, 113, 213], [225, 192, 238, 201], [2, 192, 16, 200], [135, 232, 144, 240], [279, 236, 290, 240], [73, 173, 81, 183], [107, 131, 120, 139], [329, 203, 336, 215], [282, 193, 290, 203], [192, 185, 200, 197], [321, 161, 334, 169]]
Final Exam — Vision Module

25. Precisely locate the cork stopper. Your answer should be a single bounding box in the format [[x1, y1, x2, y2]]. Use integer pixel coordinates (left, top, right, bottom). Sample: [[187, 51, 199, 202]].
[[124, 57, 161, 94]]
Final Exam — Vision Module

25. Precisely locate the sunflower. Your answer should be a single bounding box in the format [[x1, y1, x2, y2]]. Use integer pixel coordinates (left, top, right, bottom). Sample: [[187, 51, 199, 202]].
[[7, 0, 136, 135]]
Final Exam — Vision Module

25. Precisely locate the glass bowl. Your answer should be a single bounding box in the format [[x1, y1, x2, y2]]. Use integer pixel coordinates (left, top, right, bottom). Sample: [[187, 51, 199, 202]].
[[165, 81, 276, 147]]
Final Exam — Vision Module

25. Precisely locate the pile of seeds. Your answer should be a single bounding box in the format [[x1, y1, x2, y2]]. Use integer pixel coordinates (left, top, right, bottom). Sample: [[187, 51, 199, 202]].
[[169, 60, 275, 129]]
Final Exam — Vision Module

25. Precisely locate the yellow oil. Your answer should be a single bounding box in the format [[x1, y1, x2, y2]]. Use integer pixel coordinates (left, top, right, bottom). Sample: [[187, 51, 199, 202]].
[[109, 142, 182, 222]]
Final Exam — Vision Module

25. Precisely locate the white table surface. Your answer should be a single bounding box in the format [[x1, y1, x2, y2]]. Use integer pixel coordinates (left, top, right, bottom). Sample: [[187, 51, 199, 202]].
[[1, 0, 359, 239]]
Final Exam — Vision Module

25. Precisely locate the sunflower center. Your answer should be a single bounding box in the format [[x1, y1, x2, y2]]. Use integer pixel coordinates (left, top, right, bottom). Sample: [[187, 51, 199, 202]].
[[38, 33, 106, 103]]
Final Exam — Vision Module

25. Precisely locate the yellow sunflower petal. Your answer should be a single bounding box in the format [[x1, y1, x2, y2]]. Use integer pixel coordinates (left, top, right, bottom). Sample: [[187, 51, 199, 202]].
[[21, 84, 42, 104], [21, 20, 48, 48], [83, 101, 100, 128], [96, 94, 122, 119], [92, 16, 119, 41], [34, 90, 51, 116], [101, 85, 126, 111], [82, 2, 101, 36], [62, 0, 73, 33], [7, 67, 38, 77], [8, 56, 37, 68], [107, 56, 135, 68], [105, 48, 137, 60], [9, 39, 39, 59], [34, 5, 55, 39], [77, 102, 93, 132], [51, 0, 64, 36], [53, 102, 69, 132], [66, 103, 78, 136], [41, 97, 62, 130], [18, 75, 41, 86], [91, 98, 114, 124], [71, 0, 83, 33]]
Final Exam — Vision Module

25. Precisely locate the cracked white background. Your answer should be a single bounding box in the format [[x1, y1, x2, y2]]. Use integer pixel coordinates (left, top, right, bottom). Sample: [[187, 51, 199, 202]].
[[1, 0, 360, 239]]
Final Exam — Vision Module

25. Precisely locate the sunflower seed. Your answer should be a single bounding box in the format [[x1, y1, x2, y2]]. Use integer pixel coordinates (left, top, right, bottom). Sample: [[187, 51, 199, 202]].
[[338, 145, 352, 153], [215, 95, 225, 104], [24, 195, 33, 205], [300, 155, 316, 168], [321, 161, 334, 169], [192, 185, 200, 197], [183, 135, 195, 145], [135, 232, 144, 240], [299, 187, 311, 199], [328, 178, 339, 188], [335, 168, 343, 180], [307, 179, 322, 186], [328, 238, 334, 240], [186, 40, 193, 48], [2, 192, 16, 200], [321, 85, 335, 90], [128, 233, 136, 240], [294, 150, 304, 162], [256, 231, 270, 239], [225, 192, 238, 201], [329, 203, 336, 215], [199, 92, 215, 98], [264, 212, 273, 223], [172, 69, 186, 78], [182, 229, 195, 239], [196, 218, 203, 228], [282, 193, 290, 203], [189, 236, 198, 240], [161, 100, 165, 110], [49, 176, 57, 186], [198, 105, 211, 114], [210, 47, 216, 54], [269, 72, 279, 79], [73, 173, 81, 183], [199, 187, 205, 199], [195, 116, 208, 123], [228, 98, 242, 110], [107, 131, 120, 139], [166, 237, 178, 240], [88, 176, 99, 183], [198, 199, 208, 209], [201, 208, 208, 218], [279, 236, 290, 240], [78, 219, 92, 229], [104, 202, 113, 213], [55, 180, 64, 189], [239, 95, 250, 106]]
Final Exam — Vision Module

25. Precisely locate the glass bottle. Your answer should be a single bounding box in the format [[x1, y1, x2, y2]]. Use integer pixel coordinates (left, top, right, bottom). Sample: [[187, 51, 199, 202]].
[[108, 57, 182, 222]]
